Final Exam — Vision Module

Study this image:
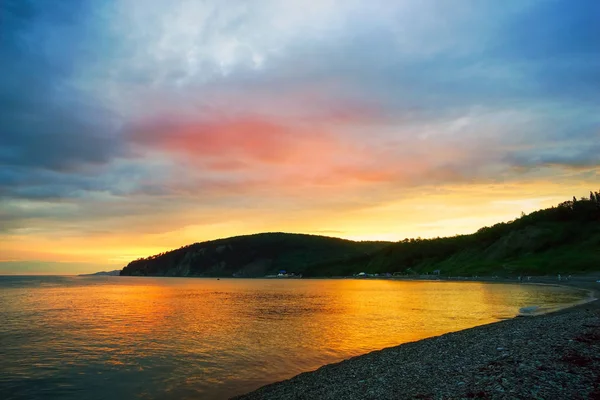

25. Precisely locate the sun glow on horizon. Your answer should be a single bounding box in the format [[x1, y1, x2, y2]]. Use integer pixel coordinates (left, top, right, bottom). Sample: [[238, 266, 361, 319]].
[[2, 179, 597, 274], [1, 0, 598, 274]]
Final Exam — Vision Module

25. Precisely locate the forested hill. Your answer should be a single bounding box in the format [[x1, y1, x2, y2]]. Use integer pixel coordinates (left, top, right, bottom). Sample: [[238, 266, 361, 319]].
[[119, 233, 389, 277], [121, 191, 600, 278], [334, 191, 600, 277]]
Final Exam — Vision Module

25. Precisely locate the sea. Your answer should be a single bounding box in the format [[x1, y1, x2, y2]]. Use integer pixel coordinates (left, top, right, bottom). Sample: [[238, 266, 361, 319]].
[[0, 276, 589, 399]]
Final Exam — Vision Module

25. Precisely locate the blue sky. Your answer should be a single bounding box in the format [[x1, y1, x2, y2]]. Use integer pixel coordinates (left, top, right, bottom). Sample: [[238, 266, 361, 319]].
[[1, 0, 599, 273]]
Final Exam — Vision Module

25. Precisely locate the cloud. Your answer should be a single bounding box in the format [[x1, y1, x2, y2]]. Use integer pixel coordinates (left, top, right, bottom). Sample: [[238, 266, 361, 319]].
[[1, 0, 599, 270], [0, 3, 123, 176]]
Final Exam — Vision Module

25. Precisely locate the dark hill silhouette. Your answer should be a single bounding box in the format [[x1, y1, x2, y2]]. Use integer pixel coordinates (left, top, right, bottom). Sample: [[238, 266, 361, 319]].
[[120, 232, 389, 277], [120, 191, 600, 278]]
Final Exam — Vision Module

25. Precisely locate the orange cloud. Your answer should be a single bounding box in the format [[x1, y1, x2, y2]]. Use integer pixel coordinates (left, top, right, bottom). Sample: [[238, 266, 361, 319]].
[[129, 107, 484, 197]]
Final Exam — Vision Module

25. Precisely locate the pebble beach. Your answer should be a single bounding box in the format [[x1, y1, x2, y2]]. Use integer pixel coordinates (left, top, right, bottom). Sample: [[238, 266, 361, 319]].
[[235, 282, 600, 399]]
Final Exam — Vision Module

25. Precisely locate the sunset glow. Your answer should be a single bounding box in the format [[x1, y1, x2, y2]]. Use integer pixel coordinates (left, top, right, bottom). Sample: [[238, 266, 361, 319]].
[[1, 0, 599, 274]]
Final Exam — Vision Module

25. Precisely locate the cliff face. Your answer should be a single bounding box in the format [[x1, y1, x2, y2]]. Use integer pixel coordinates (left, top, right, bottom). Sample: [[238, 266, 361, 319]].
[[120, 232, 389, 277]]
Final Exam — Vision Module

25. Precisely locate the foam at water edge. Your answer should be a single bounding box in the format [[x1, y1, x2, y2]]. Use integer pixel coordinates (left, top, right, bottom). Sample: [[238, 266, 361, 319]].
[[518, 288, 596, 317]]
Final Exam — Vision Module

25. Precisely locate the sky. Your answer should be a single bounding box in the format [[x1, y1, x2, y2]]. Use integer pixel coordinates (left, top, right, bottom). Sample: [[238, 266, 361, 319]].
[[1, 0, 599, 274]]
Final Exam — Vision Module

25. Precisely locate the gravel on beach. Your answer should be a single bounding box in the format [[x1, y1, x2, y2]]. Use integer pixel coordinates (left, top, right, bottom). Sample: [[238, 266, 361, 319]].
[[234, 287, 600, 399]]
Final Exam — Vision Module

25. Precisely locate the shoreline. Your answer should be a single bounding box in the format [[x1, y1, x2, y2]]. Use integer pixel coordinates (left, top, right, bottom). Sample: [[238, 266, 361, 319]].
[[234, 281, 600, 399]]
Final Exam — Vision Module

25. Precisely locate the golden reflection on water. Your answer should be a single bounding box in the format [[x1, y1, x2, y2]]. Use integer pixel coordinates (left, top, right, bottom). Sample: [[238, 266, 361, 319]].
[[0, 277, 587, 400]]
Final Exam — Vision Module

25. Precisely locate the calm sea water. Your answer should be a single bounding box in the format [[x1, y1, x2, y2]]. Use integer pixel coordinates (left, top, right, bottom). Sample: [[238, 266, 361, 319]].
[[0, 276, 588, 399]]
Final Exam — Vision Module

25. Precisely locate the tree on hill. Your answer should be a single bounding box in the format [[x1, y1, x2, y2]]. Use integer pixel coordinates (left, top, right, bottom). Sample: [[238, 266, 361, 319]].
[[120, 190, 600, 278]]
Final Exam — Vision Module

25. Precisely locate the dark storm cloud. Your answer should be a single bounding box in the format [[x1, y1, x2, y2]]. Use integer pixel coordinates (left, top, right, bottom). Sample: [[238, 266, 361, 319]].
[[0, 0, 122, 174]]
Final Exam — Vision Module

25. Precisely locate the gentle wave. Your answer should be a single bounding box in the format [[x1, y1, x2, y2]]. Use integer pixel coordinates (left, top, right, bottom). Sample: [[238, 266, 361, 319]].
[[0, 277, 589, 400]]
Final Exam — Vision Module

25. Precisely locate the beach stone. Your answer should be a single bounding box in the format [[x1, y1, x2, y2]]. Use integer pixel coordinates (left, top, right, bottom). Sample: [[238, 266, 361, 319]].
[[235, 290, 600, 400]]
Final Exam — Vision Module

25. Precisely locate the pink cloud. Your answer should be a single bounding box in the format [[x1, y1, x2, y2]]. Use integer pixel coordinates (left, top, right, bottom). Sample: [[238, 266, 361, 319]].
[[126, 92, 505, 200], [128, 102, 376, 183]]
